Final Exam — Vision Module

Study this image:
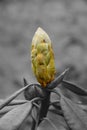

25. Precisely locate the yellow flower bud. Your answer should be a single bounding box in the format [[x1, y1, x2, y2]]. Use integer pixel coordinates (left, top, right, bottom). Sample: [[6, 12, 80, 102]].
[[31, 27, 56, 87]]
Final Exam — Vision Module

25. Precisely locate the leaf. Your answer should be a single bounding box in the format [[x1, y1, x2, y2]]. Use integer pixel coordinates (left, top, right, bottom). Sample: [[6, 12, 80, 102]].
[[0, 102, 32, 130], [78, 104, 87, 112], [38, 110, 69, 130], [31, 105, 40, 122], [42, 118, 58, 130], [50, 100, 61, 110], [0, 99, 27, 106], [60, 96, 87, 130], [0, 105, 19, 116], [23, 78, 28, 86], [31, 105, 40, 130], [62, 80, 87, 96], [47, 68, 69, 89], [49, 100, 63, 116], [49, 105, 63, 117], [0, 84, 30, 110]]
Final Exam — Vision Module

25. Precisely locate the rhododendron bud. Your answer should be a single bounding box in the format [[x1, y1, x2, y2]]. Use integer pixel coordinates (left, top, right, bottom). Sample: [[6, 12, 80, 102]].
[[31, 27, 56, 87]]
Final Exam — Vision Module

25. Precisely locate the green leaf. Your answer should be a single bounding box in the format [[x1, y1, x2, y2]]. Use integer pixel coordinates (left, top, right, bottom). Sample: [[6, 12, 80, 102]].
[[60, 96, 87, 130], [62, 80, 87, 96], [0, 102, 32, 130]]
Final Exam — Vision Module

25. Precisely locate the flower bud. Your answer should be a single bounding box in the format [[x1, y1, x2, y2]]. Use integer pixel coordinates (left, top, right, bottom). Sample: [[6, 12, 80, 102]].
[[24, 84, 46, 100], [31, 27, 56, 87]]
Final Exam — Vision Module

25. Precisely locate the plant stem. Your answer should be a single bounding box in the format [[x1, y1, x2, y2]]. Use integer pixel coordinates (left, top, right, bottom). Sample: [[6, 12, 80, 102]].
[[38, 91, 50, 125]]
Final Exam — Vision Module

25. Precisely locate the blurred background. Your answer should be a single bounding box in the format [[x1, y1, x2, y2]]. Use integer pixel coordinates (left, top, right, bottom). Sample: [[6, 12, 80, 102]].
[[0, 0, 87, 99]]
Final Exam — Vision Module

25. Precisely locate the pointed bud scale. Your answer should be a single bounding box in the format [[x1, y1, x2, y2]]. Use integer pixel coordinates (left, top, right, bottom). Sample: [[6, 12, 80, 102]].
[[31, 27, 56, 87], [47, 68, 70, 89]]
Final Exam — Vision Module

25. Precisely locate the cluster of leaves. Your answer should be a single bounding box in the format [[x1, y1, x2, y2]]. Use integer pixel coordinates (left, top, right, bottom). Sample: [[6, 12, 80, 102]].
[[0, 69, 87, 130]]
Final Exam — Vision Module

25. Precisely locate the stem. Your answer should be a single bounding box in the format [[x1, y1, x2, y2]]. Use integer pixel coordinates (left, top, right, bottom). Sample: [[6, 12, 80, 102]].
[[38, 91, 50, 125]]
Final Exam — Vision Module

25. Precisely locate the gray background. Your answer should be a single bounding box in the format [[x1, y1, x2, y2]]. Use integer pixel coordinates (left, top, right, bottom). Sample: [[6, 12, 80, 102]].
[[0, 0, 87, 99]]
